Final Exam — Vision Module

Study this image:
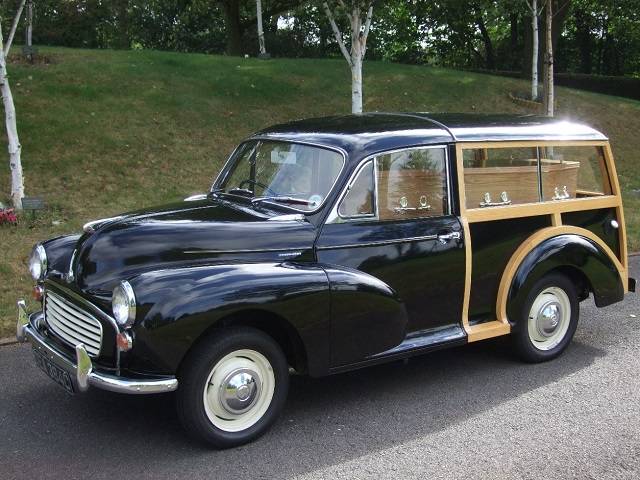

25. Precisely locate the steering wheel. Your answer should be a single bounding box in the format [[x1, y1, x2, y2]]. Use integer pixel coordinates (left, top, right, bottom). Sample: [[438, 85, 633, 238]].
[[238, 179, 278, 196]]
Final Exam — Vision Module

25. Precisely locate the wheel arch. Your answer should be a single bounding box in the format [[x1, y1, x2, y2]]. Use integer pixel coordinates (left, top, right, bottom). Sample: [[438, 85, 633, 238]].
[[497, 226, 625, 326], [177, 309, 309, 376], [221, 309, 308, 373]]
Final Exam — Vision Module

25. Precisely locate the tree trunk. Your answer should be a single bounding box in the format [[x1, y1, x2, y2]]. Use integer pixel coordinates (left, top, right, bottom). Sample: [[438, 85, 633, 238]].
[[574, 7, 593, 73], [544, 0, 554, 116], [222, 0, 244, 56], [4, 0, 27, 57], [510, 13, 518, 69], [26, 0, 33, 48], [350, 4, 363, 114], [114, 0, 130, 49], [538, 0, 571, 74], [256, 0, 267, 56], [530, 0, 539, 101], [323, 2, 372, 114], [476, 14, 495, 70], [0, 25, 24, 209], [510, 13, 518, 50], [351, 49, 363, 114]]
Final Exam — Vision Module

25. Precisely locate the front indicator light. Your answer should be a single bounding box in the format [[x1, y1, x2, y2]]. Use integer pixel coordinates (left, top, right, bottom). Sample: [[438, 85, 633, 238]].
[[116, 331, 133, 352], [32, 285, 44, 302]]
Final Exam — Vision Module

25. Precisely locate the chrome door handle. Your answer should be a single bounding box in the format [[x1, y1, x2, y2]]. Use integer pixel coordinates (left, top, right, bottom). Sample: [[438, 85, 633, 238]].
[[437, 231, 461, 244], [479, 191, 512, 208]]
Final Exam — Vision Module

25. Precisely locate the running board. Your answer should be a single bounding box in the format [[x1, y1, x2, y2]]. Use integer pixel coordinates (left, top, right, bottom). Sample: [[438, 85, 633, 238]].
[[368, 325, 466, 359], [466, 321, 511, 342]]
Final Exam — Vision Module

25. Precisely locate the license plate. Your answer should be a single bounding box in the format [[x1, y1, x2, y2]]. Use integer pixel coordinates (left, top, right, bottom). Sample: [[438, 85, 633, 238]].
[[33, 349, 75, 394]]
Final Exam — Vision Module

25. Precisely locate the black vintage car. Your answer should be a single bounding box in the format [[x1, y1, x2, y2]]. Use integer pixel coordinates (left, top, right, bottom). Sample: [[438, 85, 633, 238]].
[[17, 113, 634, 447]]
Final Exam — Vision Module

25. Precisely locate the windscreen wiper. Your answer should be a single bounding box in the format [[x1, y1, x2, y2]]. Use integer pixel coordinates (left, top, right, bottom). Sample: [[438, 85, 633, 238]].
[[251, 196, 316, 207], [225, 188, 254, 197]]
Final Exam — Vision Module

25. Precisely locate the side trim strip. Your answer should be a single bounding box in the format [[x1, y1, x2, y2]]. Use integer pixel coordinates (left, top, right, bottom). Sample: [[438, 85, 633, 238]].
[[317, 234, 439, 251], [183, 247, 307, 255]]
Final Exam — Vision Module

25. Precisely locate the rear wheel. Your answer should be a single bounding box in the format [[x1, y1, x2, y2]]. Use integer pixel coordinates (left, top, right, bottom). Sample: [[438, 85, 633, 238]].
[[511, 273, 579, 363], [176, 327, 289, 448]]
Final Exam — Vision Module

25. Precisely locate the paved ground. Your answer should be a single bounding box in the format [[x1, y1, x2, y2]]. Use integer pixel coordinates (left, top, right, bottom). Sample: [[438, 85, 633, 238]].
[[1, 258, 639, 480]]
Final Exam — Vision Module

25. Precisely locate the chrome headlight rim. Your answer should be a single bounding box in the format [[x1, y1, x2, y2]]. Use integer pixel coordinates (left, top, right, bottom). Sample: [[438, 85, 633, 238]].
[[29, 244, 47, 281], [112, 280, 137, 328]]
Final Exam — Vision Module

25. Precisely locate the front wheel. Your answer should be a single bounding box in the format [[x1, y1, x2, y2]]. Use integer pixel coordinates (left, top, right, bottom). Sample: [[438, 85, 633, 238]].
[[176, 327, 289, 448], [511, 273, 579, 363]]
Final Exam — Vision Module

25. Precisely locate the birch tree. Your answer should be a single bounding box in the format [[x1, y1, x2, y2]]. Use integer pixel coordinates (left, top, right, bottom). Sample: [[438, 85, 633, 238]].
[[524, 0, 546, 101], [0, 20, 24, 209], [543, 0, 554, 116], [256, 0, 268, 57], [25, 0, 34, 55], [322, 1, 373, 114], [4, 0, 26, 57]]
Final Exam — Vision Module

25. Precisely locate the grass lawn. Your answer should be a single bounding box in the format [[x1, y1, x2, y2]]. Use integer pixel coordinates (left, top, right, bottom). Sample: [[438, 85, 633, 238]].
[[1, 46, 639, 337]]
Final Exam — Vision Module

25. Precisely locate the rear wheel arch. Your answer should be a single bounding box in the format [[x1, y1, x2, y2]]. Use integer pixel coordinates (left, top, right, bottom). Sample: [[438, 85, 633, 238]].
[[500, 230, 624, 326]]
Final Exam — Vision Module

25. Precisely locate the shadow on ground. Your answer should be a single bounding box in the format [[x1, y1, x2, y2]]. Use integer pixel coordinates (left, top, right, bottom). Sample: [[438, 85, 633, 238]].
[[2, 335, 605, 479]]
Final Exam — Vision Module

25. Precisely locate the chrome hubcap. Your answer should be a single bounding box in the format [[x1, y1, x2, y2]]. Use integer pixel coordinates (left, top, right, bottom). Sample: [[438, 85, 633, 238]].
[[220, 368, 261, 414], [203, 349, 275, 433], [536, 301, 561, 337], [527, 286, 571, 351]]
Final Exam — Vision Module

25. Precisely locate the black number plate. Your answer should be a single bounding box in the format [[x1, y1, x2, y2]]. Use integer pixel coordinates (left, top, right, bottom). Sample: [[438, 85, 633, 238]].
[[33, 349, 75, 394]]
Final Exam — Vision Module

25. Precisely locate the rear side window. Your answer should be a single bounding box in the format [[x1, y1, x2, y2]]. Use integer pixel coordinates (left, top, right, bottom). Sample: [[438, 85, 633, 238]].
[[538, 146, 611, 199], [463, 147, 540, 208], [462, 144, 611, 209]]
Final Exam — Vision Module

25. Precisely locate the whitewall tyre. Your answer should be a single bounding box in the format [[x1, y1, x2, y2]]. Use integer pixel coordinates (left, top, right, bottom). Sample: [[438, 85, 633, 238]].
[[176, 327, 289, 448], [511, 273, 579, 363]]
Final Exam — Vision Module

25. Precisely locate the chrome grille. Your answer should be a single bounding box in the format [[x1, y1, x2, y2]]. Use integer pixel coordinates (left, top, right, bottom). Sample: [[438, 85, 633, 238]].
[[45, 291, 103, 357]]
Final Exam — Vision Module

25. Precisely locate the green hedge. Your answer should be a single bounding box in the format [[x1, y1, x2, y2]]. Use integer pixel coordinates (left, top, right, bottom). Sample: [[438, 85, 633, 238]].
[[470, 69, 640, 101], [554, 73, 640, 101]]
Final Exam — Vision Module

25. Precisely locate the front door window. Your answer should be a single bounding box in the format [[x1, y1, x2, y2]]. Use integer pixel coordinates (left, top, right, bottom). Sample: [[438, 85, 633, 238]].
[[338, 146, 449, 222]]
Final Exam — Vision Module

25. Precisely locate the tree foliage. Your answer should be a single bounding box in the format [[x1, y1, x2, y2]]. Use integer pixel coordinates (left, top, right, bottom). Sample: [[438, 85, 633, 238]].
[[0, 0, 637, 76]]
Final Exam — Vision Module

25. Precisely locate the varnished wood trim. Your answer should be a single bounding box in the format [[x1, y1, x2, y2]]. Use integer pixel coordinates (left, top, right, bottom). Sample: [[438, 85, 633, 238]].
[[455, 140, 627, 343], [461, 217, 472, 334], [455, 143, 468, 216], [465, 195, 619, 223], [466, 321, 511, 342], [603, 143, 628, 274], [456, 142, 473, 335], [496, 226, 627, 324]]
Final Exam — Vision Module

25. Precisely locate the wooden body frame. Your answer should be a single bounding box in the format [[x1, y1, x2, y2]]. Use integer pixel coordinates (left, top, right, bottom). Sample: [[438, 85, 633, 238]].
[[454, 140, 627, 342]]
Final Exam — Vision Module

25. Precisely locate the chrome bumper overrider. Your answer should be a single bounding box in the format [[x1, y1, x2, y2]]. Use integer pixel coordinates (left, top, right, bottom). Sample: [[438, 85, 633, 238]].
[[16, 300, 178, 395]]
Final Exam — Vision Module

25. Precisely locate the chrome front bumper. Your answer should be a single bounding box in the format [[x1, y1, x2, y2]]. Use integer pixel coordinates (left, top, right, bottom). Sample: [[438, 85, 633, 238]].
[[17, 300, 178, 395]]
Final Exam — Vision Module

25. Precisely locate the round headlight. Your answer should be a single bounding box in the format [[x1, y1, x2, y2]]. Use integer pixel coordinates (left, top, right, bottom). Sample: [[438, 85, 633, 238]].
[[28, 244, 47, 281], [112, 281, 136, 327]]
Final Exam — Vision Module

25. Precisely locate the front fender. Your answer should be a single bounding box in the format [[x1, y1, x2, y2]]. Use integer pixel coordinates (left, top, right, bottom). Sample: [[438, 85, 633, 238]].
[[507, 234, 624, 323], [323, 265, 407, 367], [42, 234, 81, 278], [127, 262, 331, 375]]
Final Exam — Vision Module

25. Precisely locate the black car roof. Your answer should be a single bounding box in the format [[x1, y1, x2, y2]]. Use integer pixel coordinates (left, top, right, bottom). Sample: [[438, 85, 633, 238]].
[[252, 113, 607, 160]]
